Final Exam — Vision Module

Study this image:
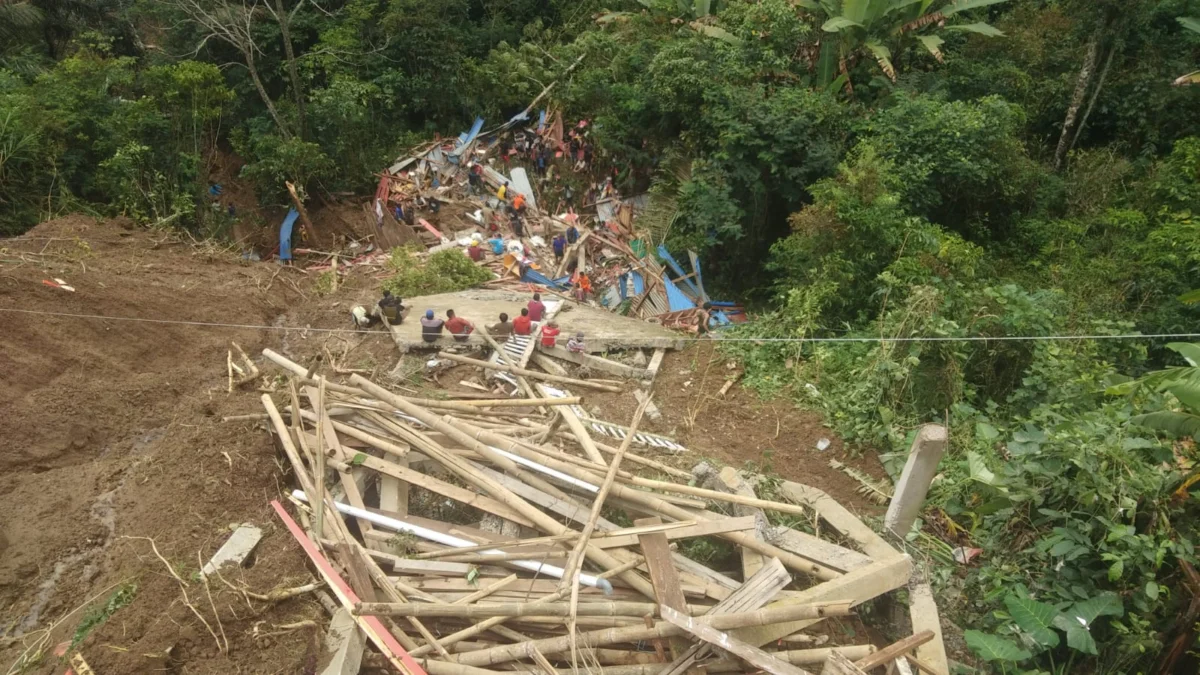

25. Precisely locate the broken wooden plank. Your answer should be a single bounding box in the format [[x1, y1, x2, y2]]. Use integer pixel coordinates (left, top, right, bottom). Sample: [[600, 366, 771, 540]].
[[770, 526, 874, 574], [659, 605, 812, 675], [659, 558, 793, 675], [636, 516, 690, 659], [201, 524, 263, 577], [529, 352, 570, 376], [733, 554, 913, 647], [854, 631, 934, 671], [822, 651, 869, 675], [778, 481, 900, 561]]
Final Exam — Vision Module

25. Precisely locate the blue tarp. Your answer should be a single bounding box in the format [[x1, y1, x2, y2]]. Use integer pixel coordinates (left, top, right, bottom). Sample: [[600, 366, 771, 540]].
[[521, 267, 571, 290], [279, 208, 299, 261], [631, 271, 645, 295], [662, 274, 697, 312]]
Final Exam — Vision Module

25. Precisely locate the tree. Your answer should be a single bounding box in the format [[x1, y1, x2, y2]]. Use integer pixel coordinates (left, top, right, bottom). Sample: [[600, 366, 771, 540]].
[[264, 0, 306, 137], [164, 0, 293, 137], [799, 0, 1010, 90]]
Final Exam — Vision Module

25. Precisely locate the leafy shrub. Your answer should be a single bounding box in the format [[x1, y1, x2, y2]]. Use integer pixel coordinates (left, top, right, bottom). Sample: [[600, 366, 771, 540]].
[[382, 247, 492, 298]]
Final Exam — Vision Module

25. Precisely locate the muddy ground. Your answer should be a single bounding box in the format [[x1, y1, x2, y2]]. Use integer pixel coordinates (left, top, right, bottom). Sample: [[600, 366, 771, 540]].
[[0, 216, 888, 674]]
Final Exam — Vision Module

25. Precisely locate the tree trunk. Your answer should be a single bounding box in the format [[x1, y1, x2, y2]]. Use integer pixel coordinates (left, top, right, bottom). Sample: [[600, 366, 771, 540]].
[[244, 48, 292, 138], [1054, 27, 1103, 170], [274, 0, 306, 138], [1068, 39, 1118, 157]]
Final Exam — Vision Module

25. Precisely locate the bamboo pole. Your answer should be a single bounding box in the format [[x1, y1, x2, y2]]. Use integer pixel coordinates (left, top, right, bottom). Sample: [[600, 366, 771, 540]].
[[350, 375, 658, 601], [435, 352, 622, 392], [313, 379, 327, 541], [474, 314, 544, 405], [446, 601, 854, 667], [396, 409, 841, 581], [357, 601, 715, 619], [407, 556, 647, 658], [563, 394, 651, 668]]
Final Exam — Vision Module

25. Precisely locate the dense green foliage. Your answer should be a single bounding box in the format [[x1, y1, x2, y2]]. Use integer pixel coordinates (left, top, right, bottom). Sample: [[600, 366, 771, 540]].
[[4, 0, 1200, 671], [382, 246, 493, 298]]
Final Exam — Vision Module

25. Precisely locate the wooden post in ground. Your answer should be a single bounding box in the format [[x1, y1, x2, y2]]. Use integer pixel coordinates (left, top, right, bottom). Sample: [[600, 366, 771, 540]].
[[883, 424, 948, 539]]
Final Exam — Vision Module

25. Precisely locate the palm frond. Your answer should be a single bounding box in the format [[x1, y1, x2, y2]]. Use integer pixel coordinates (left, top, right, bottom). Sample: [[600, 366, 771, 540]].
[[829, 459, 894, 504]]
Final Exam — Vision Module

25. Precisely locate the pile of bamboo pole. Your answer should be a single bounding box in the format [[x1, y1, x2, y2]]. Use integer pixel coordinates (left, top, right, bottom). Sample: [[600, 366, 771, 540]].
[[256, 347, 940, 675]]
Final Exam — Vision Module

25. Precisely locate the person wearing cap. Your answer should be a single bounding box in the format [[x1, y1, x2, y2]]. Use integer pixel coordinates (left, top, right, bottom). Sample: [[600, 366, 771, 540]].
[[467, 239, 484, 262], [540, 321, 560, 348], [444, 309, 474, 342], [420, 309, 445, 343], [567, 332, 586, 353], [527, 292, 546, 322], [378, 290, 404, 325]]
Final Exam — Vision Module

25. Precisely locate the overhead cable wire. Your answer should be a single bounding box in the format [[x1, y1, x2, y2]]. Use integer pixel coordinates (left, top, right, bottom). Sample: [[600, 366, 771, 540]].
[[0, 307, 1197, 343]]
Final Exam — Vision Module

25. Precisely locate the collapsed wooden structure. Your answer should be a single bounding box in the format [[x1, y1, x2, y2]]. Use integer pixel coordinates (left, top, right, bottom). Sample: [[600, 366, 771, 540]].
[[252, 345, 950, 675]]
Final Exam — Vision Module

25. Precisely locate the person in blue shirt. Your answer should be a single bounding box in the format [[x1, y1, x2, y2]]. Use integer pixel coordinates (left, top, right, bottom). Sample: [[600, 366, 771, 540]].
[[552, 234, 567, 263], [487, 236, 505, 255], [566, 224, 579, 244]]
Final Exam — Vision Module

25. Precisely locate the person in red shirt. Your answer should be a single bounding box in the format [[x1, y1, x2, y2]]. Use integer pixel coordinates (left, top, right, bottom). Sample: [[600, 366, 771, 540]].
[[466, 242, 483, 262], [527, 292, 546, 322], [444, 309, 474, 342], [540, 321, 560, 348], [513, 308, 532, 336]]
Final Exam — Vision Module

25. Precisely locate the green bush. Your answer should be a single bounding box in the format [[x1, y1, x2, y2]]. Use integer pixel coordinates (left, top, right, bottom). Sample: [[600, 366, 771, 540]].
[[382, 247, 493, 298]]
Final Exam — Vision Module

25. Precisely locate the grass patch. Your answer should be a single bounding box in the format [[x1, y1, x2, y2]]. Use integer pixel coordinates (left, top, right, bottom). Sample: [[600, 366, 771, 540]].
[[70, 582, 137, 651]]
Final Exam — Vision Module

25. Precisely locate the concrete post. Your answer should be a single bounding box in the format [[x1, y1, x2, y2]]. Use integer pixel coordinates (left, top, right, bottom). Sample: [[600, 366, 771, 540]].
[[883, 424, 947, 539]]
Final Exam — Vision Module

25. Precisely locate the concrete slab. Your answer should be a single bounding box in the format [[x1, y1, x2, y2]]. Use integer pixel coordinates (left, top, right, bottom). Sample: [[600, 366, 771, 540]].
[[201, 524, 263, 577], [386, 289, 686, 352], [320, 608, 366, 675]]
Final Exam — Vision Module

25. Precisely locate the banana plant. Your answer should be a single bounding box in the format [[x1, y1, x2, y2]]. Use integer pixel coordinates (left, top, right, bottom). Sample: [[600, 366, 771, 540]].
[[1107, 342, 1200, 438], [1175, 17, 1200, 86], [795, 0, 1011, 89]]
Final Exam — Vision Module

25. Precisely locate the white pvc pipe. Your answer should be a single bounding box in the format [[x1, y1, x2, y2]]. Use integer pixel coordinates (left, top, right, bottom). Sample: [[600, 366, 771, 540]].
[[291, 490, 613, 594], [489, 446, 600, 493]]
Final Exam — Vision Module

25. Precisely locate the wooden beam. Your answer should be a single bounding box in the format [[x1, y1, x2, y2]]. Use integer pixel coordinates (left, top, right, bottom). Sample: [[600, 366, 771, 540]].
[[733, 555, 913, 648], [636, 517, 690, 659], [647, 349, 666, 379], [660, 605, 813, 675], [714, 467, 766, 580], [854, 632, 934, 672]]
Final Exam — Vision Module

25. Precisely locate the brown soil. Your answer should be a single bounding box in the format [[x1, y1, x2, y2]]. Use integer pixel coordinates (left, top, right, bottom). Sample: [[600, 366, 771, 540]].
[[0, 215, 885, 674]]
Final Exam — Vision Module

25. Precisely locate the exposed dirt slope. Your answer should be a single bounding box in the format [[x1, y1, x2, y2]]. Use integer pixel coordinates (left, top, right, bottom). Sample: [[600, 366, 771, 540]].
[[0, 216, 884, 674]]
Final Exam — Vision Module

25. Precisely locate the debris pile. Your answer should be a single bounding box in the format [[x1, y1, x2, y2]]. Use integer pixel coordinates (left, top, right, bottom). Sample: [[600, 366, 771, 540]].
[[251, 343, 952, 675], [367, 110, 747, 335]]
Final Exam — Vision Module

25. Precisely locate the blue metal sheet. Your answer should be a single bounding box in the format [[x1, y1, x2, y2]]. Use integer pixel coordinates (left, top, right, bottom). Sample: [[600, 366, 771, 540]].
[[656, 245, 701, 298], [454, 117, 484, 154], [687, 250, 710, 303], [662, 274, 697, 312], [279, 208, 299, 261], [631, 271, 645, 295]]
